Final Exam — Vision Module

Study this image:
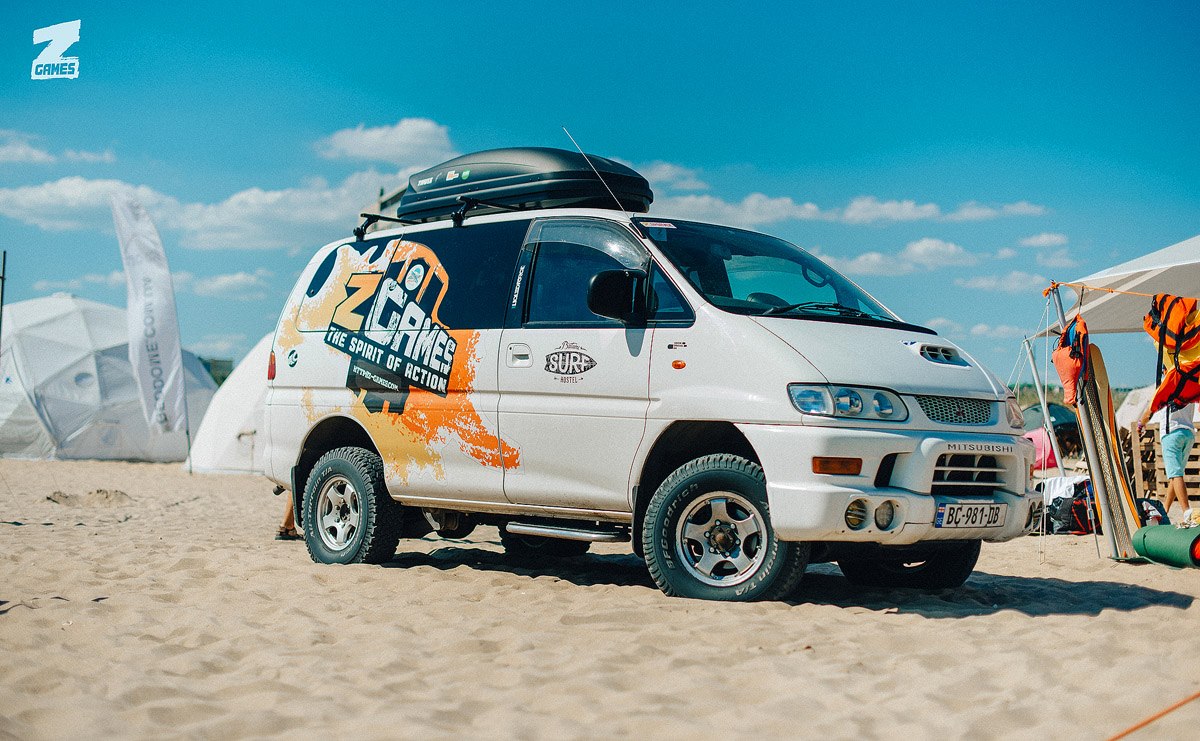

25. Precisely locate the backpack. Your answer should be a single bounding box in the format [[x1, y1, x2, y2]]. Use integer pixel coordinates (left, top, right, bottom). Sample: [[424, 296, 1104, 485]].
[[1046, 480, 1099, 535], [1052, 317, 1089, 405]]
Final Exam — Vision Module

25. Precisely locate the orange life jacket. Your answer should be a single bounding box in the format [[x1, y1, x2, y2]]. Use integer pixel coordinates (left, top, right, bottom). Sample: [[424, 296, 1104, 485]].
[[1144, 294, 1200, 389], [1148, 358, 1200, 420], [1052, 316, 1089, 405]]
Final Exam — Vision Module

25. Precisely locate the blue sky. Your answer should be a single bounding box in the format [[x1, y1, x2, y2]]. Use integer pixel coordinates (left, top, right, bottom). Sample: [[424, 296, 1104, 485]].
[[2, 1, 1197, 386]]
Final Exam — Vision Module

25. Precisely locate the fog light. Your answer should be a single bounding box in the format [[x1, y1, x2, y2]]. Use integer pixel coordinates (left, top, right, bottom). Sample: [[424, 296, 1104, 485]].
[[845, 499, 869, 530], [874, 501, 896, 529], [813, 456, 863, 475]]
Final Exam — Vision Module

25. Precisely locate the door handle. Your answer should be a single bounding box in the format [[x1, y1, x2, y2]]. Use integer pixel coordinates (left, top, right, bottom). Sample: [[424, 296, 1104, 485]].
[[507, 343, 532, 368]]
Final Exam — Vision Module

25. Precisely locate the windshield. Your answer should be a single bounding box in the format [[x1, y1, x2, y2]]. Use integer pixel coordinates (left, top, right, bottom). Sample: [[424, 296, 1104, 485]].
[[635, 218, 905, 325]]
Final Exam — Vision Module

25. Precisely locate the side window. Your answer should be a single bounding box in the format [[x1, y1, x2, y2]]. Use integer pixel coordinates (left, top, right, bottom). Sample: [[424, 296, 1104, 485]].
[[648, 263, 693, 324], [524, 220, 647, 327], [296, 221, 530, 332]]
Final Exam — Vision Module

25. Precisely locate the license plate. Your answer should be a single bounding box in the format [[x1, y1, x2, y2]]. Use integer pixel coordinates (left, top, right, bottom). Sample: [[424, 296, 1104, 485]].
[[935, 503, 1006, 528]]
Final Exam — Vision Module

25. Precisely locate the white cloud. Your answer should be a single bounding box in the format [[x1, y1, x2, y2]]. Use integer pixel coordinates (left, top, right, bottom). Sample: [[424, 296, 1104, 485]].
[[0, 139, 55, 163], [995, 247, 1017, 259], [188, 333, 247, 358], [63, 148, 117, 164], [655, 193, 825, 228], [0, 176, 179, 231], [191, 269, 273, 299], [1035, 248, 1077, 268], [925, 317, 964, 334], [943, 200, 1048, 222], [317, 118, 456, 166], [955, 270, 1048, 294], [1002, 201, 1048, 217], [815, 237, 977, 276], [1020, 232, 1068, 248], [841, 196, 939, 224], [635, 161, 708, 191], [970, 323, 1025, 339], [32, 270, 125, 293], [899, 237, 976, 268], [816, 250, 914, 276], [0, 131, 116, 164]]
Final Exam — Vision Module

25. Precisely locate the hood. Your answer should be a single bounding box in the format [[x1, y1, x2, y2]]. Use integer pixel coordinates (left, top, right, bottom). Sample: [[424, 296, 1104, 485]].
[[752, 317, 1004, 399]]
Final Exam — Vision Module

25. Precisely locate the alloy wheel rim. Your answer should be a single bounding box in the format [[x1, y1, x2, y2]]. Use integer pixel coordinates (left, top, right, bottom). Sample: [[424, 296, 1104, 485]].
[[316, 475, 361, 551], [675, 491, 767, 587]]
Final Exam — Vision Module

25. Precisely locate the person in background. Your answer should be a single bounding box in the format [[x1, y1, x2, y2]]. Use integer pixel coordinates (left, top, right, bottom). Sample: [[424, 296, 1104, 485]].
[[276, 496, 301, 540], [1139, 401, 1197, 527]]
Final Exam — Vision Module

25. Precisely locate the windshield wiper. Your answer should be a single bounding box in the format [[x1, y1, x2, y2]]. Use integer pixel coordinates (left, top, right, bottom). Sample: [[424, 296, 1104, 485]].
[[761, 301, 878, 319]]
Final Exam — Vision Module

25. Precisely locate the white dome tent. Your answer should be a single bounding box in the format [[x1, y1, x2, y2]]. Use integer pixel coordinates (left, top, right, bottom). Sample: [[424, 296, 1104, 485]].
[[0, 294, 215, 461], [187, 333, 271, 474]]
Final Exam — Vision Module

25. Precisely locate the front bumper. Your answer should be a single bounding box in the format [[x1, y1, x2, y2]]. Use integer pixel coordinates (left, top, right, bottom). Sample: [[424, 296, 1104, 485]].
[[737, 423, 1040, 545]]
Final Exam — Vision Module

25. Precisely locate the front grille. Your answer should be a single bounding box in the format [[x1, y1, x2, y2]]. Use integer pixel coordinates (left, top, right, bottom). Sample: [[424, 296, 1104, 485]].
[[932, 453, 1004, 496], [916, 395, 993, 425]]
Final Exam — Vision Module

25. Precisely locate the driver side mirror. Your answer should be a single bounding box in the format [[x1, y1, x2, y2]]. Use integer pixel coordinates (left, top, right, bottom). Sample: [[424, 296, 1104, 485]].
[[588, 269, 647, 323]]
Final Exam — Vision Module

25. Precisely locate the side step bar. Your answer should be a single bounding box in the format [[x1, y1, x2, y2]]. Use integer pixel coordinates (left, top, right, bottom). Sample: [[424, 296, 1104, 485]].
[[505, 522, 630, 543]]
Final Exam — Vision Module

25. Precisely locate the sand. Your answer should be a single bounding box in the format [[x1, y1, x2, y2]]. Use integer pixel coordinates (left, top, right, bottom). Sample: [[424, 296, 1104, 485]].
[[1, 459, 1198, 739]]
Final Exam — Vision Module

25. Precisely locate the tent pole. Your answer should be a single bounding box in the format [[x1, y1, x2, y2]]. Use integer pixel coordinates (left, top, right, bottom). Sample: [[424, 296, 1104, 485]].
[[1023, 336, 1066, 478], [1051, 286, 1118, 558]]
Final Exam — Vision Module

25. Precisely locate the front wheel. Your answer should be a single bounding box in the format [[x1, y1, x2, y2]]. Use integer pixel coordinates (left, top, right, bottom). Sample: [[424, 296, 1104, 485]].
[[303, 447, 402, 565], [838, 540, 980, 589], [642, 454, 809, 601]]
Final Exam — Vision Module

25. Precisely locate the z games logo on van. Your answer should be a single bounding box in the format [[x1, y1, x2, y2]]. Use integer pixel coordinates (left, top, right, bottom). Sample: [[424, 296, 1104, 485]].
[[323, 241, 457, 413], [545, 341, 596, 383]]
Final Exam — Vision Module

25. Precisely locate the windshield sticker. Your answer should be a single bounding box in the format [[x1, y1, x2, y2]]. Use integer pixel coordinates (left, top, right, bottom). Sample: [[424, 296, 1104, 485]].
[[639, 221, 676, 229], [545, 341, 596, 383]]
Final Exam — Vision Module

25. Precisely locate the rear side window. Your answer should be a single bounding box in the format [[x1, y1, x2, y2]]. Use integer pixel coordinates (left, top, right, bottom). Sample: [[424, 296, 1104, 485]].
[[523, 219, 648, 327], [296, 220, 530, 332], [410, 220, 531, 329]]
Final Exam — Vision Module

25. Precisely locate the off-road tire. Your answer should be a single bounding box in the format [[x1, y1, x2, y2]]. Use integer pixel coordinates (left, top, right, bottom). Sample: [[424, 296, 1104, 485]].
[[499, 528, 591, 559], [642, 454, 809, 601], [838, 540, 980, 589], [303, 447, 403, 565]]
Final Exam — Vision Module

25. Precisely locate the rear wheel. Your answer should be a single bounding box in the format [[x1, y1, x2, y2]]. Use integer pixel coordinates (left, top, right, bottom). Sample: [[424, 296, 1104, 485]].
[[642, 454, 809, 601], [303, 447, 402, 565], [838, 540, 980, 589], [499, 528, 591, 559]]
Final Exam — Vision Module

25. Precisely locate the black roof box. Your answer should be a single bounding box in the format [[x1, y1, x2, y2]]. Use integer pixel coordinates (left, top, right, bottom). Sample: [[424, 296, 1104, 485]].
[[395, 147, 652, 223]]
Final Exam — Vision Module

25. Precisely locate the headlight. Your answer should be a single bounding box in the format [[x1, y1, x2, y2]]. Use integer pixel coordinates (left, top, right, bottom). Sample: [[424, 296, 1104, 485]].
[[1005, 395, 1024, 429], [789, 384, 908, 422]]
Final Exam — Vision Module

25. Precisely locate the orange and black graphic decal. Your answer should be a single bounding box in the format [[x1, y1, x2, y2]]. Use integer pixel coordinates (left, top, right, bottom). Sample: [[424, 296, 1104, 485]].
[[324, 242, 455, 414]]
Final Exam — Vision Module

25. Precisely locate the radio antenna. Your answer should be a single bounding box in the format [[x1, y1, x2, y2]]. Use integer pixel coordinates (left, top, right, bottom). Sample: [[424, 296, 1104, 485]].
[[561, 126, 631, 220]]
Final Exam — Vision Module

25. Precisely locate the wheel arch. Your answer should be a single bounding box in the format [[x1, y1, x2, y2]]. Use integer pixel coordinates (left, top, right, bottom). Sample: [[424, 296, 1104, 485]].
[[292, 414, 379, 527], [632, 420, 760, 555]]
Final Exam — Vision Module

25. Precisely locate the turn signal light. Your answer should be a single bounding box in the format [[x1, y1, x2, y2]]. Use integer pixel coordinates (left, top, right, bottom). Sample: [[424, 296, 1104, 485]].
[[268, 350, 276, 380], [813, 457, 863, 475]]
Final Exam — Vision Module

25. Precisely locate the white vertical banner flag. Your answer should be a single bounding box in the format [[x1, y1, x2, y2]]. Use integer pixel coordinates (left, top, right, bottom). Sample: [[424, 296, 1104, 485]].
[[111, 194, 188, 433]]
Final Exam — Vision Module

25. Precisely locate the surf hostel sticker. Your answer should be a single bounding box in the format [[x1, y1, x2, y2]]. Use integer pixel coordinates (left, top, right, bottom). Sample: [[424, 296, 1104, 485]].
[[545, 341, 596, 384], [324, 244, 457, 414]]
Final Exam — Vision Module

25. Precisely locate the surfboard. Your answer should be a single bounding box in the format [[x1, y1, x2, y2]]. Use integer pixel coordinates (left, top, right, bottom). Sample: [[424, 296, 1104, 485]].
[[1080, 344, 1145, 559]]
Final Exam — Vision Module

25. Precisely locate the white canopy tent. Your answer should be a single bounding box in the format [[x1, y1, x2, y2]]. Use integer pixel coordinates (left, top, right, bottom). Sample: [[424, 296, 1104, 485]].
[[1040, 233, 1200, 336], [0, 294, 215, 461], [187, 333, 271, 474]]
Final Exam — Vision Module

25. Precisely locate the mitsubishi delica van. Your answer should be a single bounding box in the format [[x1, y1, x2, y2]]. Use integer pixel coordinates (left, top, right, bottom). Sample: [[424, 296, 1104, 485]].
[[264, 147, 1040, 602]]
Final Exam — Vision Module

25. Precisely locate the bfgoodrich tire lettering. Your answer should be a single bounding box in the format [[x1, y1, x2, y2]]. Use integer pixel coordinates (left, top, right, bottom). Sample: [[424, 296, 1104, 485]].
[[642, 454, 809, 601], [303, 447, 403, 565], [838, 540, 980, 589]]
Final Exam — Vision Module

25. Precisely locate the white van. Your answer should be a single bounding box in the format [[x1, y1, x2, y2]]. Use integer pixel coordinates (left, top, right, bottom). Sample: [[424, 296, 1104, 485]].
[[264, 148, 1039, 601]]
